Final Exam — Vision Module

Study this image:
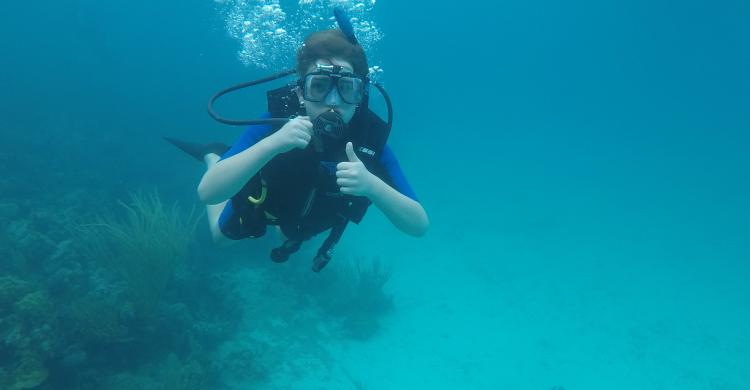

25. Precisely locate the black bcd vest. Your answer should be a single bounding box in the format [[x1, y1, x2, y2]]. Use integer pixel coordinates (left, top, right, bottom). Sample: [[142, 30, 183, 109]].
[[223, 84, 391, 245]]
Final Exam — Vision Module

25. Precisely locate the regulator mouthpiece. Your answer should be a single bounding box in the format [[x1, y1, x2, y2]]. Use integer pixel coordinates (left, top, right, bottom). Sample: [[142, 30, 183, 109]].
[[312, 110, 346, 153]]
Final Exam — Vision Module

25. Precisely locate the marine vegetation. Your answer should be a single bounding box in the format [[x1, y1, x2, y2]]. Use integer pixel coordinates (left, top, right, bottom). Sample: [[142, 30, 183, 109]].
[[1, 189, 398, 388], [78, 192, 200, 321], [0, 192, 241, 389], [303, 256, 394, 339]]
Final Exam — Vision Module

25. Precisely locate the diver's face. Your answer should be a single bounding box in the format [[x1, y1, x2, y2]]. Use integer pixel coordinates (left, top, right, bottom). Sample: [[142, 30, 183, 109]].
[[300, 58, 359, 124]]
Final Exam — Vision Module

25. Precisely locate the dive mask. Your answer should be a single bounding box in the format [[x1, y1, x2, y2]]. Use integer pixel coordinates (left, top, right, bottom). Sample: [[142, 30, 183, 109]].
[[302, 64, 365, 104]]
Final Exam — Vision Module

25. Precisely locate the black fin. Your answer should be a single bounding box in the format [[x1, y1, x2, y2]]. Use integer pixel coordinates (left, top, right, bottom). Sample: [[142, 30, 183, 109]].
[[164, 137, 229, 162]]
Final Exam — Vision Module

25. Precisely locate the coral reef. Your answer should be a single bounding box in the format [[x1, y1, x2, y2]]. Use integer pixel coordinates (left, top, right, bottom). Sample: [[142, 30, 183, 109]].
[[0, 191, 243, 389], [2, 352, 49, 390], [14, 292, 52, 323], [65, 294, 130, 345], [79, 192, 199, 321], [1, 185, 398, 388], [310, 257, 395, 339], [0, 276, 32, 312], [0, 277, 58, 390]]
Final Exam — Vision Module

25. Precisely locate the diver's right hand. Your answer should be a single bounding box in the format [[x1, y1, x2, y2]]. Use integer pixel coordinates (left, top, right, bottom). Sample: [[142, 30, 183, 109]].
[[266, 116, 313, 153]]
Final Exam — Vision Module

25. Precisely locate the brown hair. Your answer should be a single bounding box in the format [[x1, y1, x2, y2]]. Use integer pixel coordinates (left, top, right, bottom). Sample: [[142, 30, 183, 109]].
[[296, 29, 369, 78]]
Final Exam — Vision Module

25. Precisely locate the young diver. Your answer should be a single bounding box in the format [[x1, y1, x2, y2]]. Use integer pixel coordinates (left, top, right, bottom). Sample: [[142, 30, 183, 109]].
[[167, 12, 428, 272]]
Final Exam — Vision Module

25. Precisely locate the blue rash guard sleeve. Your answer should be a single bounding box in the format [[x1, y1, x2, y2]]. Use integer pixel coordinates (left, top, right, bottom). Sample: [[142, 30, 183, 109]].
[[217, 113, 273, 238], [219, 112, 273, 161], [378, 144, 419, 202]]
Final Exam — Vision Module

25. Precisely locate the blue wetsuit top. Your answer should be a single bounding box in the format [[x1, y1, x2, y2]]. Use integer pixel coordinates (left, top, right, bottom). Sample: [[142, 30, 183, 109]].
[[218, 116, 418, 234]]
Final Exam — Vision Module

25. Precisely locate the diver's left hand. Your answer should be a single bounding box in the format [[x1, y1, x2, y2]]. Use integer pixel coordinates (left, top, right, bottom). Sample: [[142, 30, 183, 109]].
[[336, 142, 379, 197]]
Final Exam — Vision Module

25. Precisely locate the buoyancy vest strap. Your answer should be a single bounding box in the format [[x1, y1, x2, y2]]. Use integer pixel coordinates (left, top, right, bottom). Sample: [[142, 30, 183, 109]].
[[312, 216, 348, 272]]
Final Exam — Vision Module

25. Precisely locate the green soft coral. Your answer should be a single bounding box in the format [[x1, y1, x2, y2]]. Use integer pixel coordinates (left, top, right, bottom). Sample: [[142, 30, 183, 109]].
[[68, 295, 129, 345], [14, 291, 52, 323], [0, 276, 31, 313], [10, 353, 49, 389]]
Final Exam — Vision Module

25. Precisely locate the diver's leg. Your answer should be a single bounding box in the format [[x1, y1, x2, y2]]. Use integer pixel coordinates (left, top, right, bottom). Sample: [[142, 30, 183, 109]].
[[203, 153, 235, 246], [274, 225, 287, 242], [206, 200, 230, 245]]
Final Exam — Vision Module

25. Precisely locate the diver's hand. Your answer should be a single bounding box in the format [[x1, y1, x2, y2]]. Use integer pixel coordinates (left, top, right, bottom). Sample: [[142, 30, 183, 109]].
[[336, 142, 379, 197], [266, 116, 313, 153]]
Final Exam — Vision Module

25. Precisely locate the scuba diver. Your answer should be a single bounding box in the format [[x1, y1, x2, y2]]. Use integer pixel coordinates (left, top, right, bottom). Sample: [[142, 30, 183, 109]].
[[166, 8, 428, 272]]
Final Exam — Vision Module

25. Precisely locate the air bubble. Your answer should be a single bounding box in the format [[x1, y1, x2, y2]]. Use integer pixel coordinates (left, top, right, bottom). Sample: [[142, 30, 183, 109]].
[[219, 0, 383, 70]]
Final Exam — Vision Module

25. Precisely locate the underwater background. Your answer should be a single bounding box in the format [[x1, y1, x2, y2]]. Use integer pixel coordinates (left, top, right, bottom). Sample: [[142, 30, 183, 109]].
[[1, 0, 748, 388]]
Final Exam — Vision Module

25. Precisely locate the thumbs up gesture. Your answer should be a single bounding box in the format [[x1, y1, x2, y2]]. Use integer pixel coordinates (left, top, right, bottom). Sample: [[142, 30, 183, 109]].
[[336, 142, 378, 197]]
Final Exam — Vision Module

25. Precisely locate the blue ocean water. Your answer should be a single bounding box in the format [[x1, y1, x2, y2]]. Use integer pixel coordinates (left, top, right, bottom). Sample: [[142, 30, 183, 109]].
[[1, 0, 748, 389]]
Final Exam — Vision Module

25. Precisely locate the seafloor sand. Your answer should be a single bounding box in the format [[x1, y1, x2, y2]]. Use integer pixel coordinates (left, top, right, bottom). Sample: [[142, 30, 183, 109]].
[[225, 216, 749, 389]]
